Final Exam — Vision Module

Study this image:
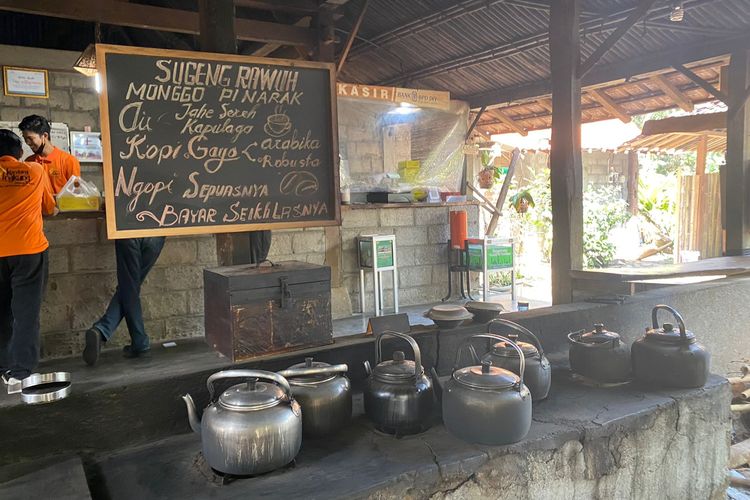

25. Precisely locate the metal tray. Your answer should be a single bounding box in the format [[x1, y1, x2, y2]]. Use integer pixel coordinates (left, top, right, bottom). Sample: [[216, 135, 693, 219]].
[[21, 372, 71, 405]]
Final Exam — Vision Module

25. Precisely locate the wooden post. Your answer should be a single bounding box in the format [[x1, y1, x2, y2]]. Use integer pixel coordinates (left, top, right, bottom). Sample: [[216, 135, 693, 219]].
[[549, 0, 583, 304], [696, 134, 708, 176], [627, 151, 639, 215], [199, 0, 254, 266], [725, 49, 750, 256]]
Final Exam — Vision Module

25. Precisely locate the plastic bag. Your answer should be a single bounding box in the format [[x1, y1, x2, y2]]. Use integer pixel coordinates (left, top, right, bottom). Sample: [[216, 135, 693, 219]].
[[56, 175, 101, 212]]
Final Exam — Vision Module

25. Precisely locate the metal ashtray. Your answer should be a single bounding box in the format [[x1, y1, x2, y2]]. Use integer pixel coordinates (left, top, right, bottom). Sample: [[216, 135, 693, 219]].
[[21, 372, 71, 405]]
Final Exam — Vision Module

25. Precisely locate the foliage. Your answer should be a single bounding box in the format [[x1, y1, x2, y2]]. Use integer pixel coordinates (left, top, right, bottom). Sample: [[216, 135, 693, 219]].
[[488, 269, 525, 288], [526, 167, 553, 261], [480, 149, 492, 168], [509, 189, 535, 213], [583, 184, 631, 268]]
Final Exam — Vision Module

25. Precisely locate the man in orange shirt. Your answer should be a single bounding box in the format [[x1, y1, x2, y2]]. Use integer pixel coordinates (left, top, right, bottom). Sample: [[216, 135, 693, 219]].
[[19, 115, 81, 194], [0, 129, 56, 392]]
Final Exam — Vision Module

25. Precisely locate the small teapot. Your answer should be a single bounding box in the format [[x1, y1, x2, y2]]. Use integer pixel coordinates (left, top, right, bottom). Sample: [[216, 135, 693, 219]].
[[632, 305, 709, 389], [482, 318, 551, 401], [363, 331, 434, 436], [182, 370, 301, 475], [568, 323, 631, 383]]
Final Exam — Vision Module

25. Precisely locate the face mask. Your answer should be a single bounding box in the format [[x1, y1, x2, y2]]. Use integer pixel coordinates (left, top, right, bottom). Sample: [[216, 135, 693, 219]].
[[34, 137, 46, 156]]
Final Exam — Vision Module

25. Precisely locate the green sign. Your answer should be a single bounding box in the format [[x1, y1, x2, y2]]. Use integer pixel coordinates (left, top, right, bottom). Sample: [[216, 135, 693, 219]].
[[376, 240, 394, 267], [467, 243, 513, 271], [359, 239, 394, 268]]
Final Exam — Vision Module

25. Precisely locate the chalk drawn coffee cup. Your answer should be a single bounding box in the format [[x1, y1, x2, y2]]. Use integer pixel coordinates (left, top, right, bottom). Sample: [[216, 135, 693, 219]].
[[265, 113, 292, 137]]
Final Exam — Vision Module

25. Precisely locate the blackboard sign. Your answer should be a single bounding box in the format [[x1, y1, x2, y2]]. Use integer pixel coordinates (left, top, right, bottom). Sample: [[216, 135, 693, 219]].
[[97, 44, 340, 238]]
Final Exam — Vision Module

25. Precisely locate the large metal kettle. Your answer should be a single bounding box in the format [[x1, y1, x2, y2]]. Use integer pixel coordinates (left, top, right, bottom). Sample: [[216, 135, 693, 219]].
[[278, 357, 351, 437], [442, 334, 532, 445], [363, 331, 434, 436], [632, 305, 710, 388], [568, 323, 631, 383], [182, 370, 302, 475], [482, 318, 551, 401]]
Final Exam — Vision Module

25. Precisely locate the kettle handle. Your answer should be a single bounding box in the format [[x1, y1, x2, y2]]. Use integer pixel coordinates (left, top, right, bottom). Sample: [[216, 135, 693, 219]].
[[277, 364, 348, 379], [488, 318, 545, 357], [375, 330, 422, 379], [206, 369, 293, 402], [651, 304, 687, 339], [454, 334, 525, 392]]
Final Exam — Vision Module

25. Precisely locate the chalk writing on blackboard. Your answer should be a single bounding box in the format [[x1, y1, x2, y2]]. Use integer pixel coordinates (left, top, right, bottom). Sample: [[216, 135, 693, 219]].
[[97, 44, 340, 238]]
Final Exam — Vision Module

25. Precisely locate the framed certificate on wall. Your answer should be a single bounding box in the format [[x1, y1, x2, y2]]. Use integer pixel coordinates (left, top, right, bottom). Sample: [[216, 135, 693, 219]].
[[3, 66, 49, 98]]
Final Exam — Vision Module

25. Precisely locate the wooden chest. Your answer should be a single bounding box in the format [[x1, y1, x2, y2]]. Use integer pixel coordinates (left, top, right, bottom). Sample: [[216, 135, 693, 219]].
[[204, 261, 333, 362]]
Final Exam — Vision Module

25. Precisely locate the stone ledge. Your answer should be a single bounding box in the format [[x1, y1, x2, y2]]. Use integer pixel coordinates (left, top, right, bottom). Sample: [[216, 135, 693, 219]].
[[93, 375, 729, 500]]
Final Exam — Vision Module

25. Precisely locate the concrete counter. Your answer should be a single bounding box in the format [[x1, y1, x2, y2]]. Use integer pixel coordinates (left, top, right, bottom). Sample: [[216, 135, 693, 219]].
[[90, 374, 730, 499]]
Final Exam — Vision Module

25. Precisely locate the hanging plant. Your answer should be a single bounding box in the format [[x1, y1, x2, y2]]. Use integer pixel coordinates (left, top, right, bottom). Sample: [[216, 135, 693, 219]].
[[509, 189, 535, 214], [478, 150, 496, 189]]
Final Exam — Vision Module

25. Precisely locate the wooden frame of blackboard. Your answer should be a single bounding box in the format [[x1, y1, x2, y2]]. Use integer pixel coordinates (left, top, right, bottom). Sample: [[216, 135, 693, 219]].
[[96, 43, 341, 239]]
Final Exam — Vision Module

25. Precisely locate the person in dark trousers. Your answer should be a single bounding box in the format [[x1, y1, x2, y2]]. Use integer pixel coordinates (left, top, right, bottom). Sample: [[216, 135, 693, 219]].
[[0, 129, 57, 392], [83, 237, 165, 366]]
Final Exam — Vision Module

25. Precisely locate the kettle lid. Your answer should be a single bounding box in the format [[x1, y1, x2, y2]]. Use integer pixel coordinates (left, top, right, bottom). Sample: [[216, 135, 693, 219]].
[[491, 334, 538, 358], [373, 350, 422, 382], [285, 357, 337, 384], [218, 378, 284, 411], [579, 323, 621, 344], [646, 322, 695, 344], [453, 361, 518, 390]]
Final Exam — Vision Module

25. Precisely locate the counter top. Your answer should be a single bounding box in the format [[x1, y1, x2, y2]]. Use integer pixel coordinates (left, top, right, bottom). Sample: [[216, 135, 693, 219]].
[[343, 200, 479, 210]]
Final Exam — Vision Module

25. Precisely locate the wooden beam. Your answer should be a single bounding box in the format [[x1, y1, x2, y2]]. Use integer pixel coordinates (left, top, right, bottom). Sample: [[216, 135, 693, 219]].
[[0, 0, 317, 46], [652, 74, 694, 112], [465, 106, 487, 140], [467, 34, 749, 108], [537, 98, 554, 113], [491, 108, 528, 136], [549, 0, 583, 304], [696, 134, 708, 175], [641, 112, 726, 135], [251, 16, 311, 56], [590, 88, 631, 123], [725, 49, 750, 255], [673, 63, 729, 104], [336, 0, 370, 74], [579, 0, 657, 77], [627, 151, 639, 215], [486, 148, 521, 236], [199, 0, 236, 53], [234, 0, 321, 15]]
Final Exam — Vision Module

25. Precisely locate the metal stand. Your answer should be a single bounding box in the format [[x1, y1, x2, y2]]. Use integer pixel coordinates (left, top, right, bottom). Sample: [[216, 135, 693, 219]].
[[442, 245, 475, 302], [356, 234, 399, 317]]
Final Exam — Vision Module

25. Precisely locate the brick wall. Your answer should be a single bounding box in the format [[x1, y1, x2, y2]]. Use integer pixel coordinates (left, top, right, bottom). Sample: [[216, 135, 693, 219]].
[[40, 217, 218, 358]]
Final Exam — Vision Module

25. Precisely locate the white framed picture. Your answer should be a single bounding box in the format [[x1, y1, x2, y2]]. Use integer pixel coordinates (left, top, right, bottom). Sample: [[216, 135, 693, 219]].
[[70, 131, 103, 163], [3, 66, 49, 98]]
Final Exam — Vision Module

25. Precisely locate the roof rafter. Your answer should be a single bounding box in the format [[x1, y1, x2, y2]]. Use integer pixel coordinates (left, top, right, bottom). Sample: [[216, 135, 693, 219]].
[[673, 63, 729, 104], [376, 0, 715, 87], [0, 0, 317, 46], [466, 33, 747, 108], [589, 89, 631, 123], [652, 74, 694, 112]]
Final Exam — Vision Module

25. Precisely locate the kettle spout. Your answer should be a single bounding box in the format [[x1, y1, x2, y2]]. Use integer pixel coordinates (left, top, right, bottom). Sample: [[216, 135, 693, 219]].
[[182, 394, 202, 436]]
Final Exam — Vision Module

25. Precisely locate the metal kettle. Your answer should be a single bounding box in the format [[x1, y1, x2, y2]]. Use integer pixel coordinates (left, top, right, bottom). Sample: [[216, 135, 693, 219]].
[[363, 331, 434, 436], [442, 334, 532, 445], [482, 318, 551, 401], [182, 370, 302, 475], [278, 357, 351, 437], [568, 323, 631, 383], [632, 305, 710, 389]]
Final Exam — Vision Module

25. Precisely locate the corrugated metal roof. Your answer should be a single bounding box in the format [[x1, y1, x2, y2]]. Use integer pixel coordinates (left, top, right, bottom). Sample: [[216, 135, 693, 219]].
[[337, 0, 750, 110]]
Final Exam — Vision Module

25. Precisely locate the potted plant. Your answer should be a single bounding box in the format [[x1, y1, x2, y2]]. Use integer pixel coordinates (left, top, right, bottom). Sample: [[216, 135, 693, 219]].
[[477, 150, 496, 189], [509, 189, 535, 214]]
